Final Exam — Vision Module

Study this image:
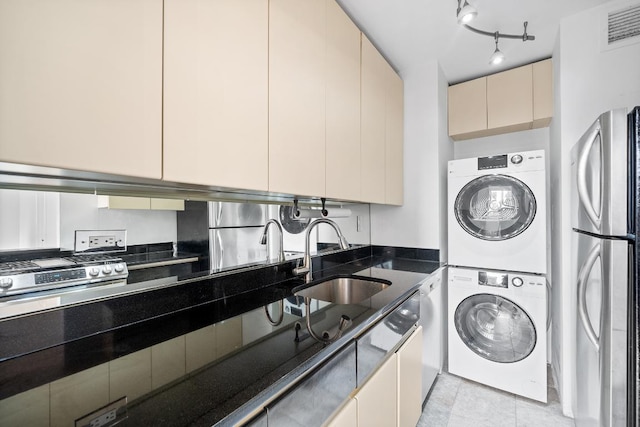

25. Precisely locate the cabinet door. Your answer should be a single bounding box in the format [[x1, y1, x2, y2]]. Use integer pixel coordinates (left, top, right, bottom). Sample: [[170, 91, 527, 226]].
[[397, 327, 423, 427], [325, 0, 361, 202], [360, 36, 387, 204], [269, 0, 326, 197], [324, 398, 357, 427], [355, 353, 397, 426], [487, 64, 533, 131], [448, 78, 487, 139], [532, 59, 553, 128], [385, 65, 404, 206], [0, 0, 162, 179], [163, 0, 268, 191]]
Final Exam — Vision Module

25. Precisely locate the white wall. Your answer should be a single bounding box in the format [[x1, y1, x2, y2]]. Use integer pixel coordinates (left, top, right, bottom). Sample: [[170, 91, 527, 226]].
[[59, 193, 177, 250], [552, 0, 640, 416], [370, 60, 450, 257], [0, 189, 60, 250]]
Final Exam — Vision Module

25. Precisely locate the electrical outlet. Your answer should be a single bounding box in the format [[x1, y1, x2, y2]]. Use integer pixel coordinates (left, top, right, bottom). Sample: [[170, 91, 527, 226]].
[[75, 396, 127, 427], [89, 236, 116, 248], [89, 409, 117, 427], [75, 230, 126, 253]]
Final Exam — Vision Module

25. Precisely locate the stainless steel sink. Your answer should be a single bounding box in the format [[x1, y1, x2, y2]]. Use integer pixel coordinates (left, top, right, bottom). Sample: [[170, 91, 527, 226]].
[[294, 276, 390, 305]]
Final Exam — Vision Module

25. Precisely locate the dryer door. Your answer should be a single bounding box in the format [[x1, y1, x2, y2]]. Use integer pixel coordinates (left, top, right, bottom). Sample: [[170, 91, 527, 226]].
[[454, 174, 536, 241], [454, 293, 536, 363]]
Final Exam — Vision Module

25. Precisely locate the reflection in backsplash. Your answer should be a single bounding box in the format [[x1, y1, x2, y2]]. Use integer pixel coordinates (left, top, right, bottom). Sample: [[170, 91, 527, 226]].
[[177, 201, 371, 273], [0, 189, 371, 271]]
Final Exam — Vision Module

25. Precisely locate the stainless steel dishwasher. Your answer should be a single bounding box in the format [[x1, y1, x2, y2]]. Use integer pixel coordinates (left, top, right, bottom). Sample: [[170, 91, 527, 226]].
[[418, 267, 445, 402]]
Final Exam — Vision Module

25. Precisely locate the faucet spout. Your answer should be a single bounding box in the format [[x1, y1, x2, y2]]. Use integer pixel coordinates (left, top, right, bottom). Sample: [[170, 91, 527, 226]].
[[292, 218, 350, 282], [259, 219, 285, 263]]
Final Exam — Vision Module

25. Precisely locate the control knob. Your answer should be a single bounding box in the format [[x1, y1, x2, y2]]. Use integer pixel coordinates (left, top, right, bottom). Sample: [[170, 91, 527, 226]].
[[114, 263, 125, 273], [89, 267, 100, 277], [0, 277, 13, 289], [102, 265, 113, 274], [512, 277, 524, 287], [510, 154, 523, 164]]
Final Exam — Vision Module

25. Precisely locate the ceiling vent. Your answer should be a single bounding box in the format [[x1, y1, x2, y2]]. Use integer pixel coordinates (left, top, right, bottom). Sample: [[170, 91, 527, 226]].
[[602, 2, 640, 51]]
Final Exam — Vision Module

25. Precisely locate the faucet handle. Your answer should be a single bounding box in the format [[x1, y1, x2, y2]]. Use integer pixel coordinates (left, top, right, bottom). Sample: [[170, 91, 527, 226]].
[[292, 265, 309, 276]]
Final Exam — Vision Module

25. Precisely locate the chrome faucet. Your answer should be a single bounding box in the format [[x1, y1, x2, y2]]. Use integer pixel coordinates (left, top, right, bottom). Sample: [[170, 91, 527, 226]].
[[259, 219, 285, 263], [293, 218, 350, 282]]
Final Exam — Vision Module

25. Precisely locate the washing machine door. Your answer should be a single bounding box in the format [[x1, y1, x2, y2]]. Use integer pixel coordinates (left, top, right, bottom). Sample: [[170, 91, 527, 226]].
[[454, 174, 536, 241], [454, 293, 536, 363]]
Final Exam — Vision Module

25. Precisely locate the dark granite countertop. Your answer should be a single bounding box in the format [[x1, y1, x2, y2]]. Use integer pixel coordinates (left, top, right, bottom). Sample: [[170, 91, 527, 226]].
[[0, 246, 443, 425]]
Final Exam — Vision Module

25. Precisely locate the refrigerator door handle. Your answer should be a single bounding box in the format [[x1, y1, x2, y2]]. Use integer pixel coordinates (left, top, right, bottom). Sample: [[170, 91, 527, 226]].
[[577, 121, 602, 230], [577, 241, 601, 352]]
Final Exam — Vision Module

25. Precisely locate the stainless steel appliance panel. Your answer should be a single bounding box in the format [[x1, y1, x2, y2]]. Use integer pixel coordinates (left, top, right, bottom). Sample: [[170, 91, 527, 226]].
[[571, 109, 629, 237], [209, 228, 267, 271], [574, 231, 628, 427], [266, 342, 356, 427], [208, 201, 267, 228], [418, 268, 444, 401], [356, 291, 420, 386]]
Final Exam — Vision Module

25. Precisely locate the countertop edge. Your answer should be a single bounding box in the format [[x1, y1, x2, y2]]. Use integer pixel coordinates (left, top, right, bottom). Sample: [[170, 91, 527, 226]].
[[217, 266, 443, 426]]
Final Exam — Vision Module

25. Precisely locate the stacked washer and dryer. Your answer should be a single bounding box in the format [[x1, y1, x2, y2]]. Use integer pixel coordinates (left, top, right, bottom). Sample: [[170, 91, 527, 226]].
[[447, 150, 548, 403]]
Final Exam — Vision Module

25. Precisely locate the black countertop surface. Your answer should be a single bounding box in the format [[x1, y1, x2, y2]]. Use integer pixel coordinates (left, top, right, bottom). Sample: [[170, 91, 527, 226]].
[[0, 245, 442, 425]]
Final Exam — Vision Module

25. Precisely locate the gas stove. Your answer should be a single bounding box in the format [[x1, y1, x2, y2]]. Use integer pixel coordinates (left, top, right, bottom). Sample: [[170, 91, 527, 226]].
[[0, 254, 128, 297]]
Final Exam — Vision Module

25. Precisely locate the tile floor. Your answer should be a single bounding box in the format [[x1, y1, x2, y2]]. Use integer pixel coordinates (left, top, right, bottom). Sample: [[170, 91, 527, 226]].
[[418, 370, 575, 427]]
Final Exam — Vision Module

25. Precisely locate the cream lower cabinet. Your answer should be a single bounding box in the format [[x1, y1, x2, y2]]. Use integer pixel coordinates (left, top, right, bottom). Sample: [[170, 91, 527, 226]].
[[163, 0, 269, 192], [397, 326, 423, 427], [326, 327, 423, 427], [0, 0, 162, 179], [355, 353, 398, 426]]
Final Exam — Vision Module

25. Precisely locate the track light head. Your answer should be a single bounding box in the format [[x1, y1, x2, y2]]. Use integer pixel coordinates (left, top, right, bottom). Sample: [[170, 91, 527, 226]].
[[489, 34, 505, 65], [457, 0, 477, 24]]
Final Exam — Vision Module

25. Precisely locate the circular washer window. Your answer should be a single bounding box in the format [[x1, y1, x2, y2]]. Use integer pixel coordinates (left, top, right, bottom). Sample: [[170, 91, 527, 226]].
[[454, 293, 537, 363], [455, 174, 536, 241]]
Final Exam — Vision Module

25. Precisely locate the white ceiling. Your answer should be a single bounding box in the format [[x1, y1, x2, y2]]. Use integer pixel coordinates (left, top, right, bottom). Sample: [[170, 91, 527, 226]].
[[338, 0, 614, 84]]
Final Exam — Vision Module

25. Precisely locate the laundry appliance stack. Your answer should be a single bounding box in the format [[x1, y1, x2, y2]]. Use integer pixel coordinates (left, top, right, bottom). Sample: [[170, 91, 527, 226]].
[[446, 150, 548, 402]]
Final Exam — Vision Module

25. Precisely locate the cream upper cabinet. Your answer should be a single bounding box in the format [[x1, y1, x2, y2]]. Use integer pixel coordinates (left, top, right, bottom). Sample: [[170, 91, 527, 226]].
[[385, 65, 404, 206], [487, 64, 533, 131], [325, 0, 361, 202], [97, 196, 184, 211], [360, 36, 388, 204], [163, 0, 268, 191], [355, 353, 397, 426], [269, 0, 326, 197], [397, 326, 423, 427], [448, 78, 488, 138], [448, 59, 553, 141], [0, 0, 162, 179], [533, 58, 553, 128]]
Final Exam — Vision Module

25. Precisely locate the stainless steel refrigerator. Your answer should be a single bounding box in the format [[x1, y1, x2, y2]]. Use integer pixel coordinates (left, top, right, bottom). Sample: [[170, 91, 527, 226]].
[[571, 107, 639, 426], [177, 201, 268, 272]]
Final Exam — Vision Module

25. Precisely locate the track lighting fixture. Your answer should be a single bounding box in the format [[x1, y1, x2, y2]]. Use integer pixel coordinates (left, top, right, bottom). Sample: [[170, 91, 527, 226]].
[[456, 0, 535, 65], [457, 0, 477, 24], [489, 34, 505, 65]]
